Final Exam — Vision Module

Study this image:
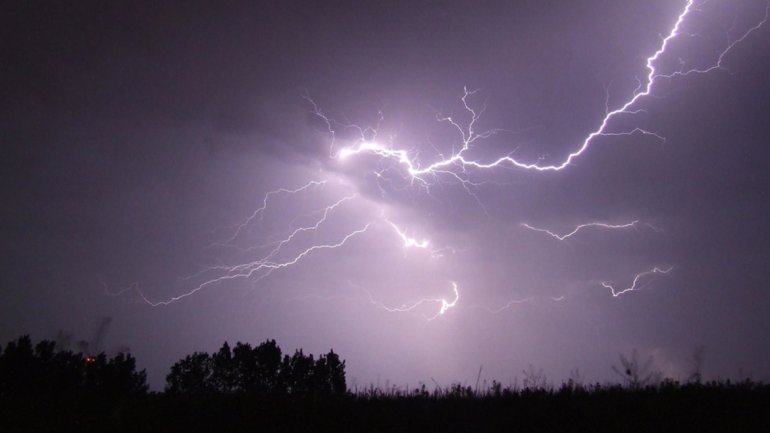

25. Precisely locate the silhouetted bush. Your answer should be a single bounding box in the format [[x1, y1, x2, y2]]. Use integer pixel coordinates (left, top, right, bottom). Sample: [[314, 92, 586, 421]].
[[166, 339, 346, 396]]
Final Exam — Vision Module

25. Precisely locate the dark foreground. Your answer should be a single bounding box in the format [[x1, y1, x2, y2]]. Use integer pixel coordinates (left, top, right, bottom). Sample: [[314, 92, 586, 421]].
[[3, 382, 769, 433]]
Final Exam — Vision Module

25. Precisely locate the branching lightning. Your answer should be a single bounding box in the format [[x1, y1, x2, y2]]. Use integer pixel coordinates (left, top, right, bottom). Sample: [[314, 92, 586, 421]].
[[212, 180, 327, 248], [124, 1, 767, 312], [661, 2, 770, 79], [385, 220, 462, 259], [520, 221, 640, 241], [387, 220, 430, 249], [601, 267, 674, 297], [325, 0, 767, 181], [137, 193, 370, 306], [139, 224, 371, 306], [367, 282, 460, 320]]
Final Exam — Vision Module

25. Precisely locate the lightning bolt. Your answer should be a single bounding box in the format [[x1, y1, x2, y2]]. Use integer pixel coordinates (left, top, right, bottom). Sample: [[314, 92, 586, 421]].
[[429, 246, 462, 259], [520, 221, 640, 241], [468, 297, 535, 314], [328, 0, 767, 179], [253, 194, 357, 263], [304, 89, 499, 216], [213, 180, 326, 247], [386, 220, 430, 249], [136, 192, 370, 306], [601, 266, 674, 297], [122, 1, 766, 312], [662, 2, 770, 78], [185, 194, 356, 280], [138, 224, 371, 306], [367, 282, 460, 320], [385, 219, 464, 259]]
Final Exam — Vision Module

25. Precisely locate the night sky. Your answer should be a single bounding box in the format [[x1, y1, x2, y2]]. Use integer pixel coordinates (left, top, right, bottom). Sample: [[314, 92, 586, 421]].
[[2, 0, 770, 389]]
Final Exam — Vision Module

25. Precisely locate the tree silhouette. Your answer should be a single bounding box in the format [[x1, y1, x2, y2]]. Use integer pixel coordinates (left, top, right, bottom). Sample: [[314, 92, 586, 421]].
[[232, 340, 283, 394], [282, 348, 315, 395], [211, 341, 236, 392], [314, 349, 346, 395], [687, 345, 706, 384], [166, 352, 214, 395], [166, 339, 347, 396], [252, 339, 283, 393], [612, 349, 661, 389]]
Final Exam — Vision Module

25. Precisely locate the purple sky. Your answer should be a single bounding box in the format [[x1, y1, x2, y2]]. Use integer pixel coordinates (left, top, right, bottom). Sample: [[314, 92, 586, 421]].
[[2, 0, 770, 389]]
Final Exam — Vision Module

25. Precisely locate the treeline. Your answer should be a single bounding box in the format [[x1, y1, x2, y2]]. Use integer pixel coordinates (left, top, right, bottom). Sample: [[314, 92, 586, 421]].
[[166, 340, 346, 396], [0, 335, 147, 399], [0, 335, 345, 398], [2, 335, 770, 432]]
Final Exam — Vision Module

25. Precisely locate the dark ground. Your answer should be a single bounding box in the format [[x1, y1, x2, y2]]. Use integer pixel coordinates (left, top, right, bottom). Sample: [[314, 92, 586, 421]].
[[3, 383, 769, 433]]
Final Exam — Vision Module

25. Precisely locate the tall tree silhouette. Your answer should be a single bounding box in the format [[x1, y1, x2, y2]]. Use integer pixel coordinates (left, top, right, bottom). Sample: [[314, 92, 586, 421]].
[[211, 342, 236, 392]]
